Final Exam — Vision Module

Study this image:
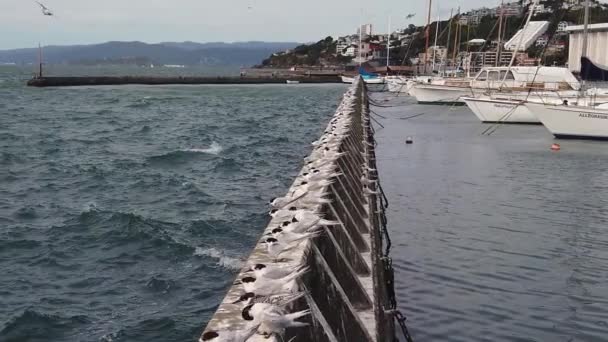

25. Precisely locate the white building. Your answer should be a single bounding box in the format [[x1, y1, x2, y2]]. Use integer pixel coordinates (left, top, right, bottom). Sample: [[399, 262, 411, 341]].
[[499, 2, 522, 17], [344, 45, 357, 57], [567, 23, 608, 72], [358, 24, 373, 39], [336, 38, 353, 56]]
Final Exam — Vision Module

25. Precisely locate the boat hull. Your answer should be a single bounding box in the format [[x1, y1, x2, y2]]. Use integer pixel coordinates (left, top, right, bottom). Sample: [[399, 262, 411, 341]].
[[409, 85, 471, 105], [341, 76, 385, 84], [525, 102, 608, 139], [462, 96, 541, 124]]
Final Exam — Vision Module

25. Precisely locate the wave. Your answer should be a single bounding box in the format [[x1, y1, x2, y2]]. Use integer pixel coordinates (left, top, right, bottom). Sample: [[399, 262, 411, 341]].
[[182, 141, 223, 155], [0, 309, 91, 341], [194, 247, 243, 271], [147, 144, 222, 165], [212, 157, 244, 173], [64, 211, 194, 257], [1, 152, 24, 165], [13, 206, 38, 220]]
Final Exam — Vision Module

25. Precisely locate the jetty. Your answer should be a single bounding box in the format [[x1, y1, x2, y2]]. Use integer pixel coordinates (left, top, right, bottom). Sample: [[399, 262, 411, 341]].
[[200, 78, 407, 341], [26, 75, 342, 87]]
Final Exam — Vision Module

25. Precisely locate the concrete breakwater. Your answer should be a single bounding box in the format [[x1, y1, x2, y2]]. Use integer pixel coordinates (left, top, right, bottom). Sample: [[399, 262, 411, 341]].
[[200, 78, 399, 341], [26, 76, 342, 87]]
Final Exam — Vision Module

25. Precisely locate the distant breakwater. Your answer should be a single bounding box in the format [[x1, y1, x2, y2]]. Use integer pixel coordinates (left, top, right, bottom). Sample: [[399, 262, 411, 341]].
[[26, 75, 342, 87]]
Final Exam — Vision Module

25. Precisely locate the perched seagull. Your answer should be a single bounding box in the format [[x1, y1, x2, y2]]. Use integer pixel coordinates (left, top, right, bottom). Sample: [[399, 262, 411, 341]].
[[240, 265, 307, 295], [270, 191, 331, 209], [269, 189, 308, 209], [271, 227, 321, 245], [241, 303, 310, 335], [261, 237, 288, 260], [293, 210, 340, 227], [35, 1, 53, 16], [293, 179, 333, 194], [241, 304, 310, 337], [251, 263, 304, 280], [199, 324, 259, 342], [232, 291, 305, 307], [269, 206, 301, 219]]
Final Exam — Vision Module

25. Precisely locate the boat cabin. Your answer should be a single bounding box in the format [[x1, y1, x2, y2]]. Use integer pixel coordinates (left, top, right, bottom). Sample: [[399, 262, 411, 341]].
[[470, 66, 581, 91]]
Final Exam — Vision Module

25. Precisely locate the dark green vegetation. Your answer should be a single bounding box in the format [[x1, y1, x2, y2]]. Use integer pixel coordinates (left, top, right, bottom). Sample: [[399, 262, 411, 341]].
[[260, 36, 353, 67]]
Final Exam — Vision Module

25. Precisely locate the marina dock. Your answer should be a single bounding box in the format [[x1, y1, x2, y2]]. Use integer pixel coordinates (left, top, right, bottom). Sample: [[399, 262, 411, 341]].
[[200, 79, 403, 341], [26, 75, 342, 87]]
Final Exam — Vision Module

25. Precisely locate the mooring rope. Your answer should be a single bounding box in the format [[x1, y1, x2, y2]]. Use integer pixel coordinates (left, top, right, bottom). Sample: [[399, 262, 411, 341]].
[[364, 84, 414, 341]]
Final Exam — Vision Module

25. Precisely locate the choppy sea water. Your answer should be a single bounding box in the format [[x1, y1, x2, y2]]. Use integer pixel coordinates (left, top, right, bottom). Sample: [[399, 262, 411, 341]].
[[374, 94, 608, 342], [0, 66, 347, 342]]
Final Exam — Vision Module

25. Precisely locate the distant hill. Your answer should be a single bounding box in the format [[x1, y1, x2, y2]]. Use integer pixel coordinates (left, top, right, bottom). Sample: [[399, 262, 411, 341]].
[[260, 37, 353, 68], [0, 41, 300, 66]]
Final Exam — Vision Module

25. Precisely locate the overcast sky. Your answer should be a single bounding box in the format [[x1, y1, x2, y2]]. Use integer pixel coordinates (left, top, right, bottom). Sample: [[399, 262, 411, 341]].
[[2, 0, 505, 49]]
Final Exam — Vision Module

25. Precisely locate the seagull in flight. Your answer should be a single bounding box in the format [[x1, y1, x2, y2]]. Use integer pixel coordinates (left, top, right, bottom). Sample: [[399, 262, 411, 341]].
[[406, 13, 415, 19], [35, 1, 53, 16]]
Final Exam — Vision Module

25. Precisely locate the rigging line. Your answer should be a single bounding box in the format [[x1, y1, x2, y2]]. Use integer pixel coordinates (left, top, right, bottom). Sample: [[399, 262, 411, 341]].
[[481, 103, 519, 135], [370, 109, 387, 119], [487, 5, 573, 136], [370, 114, 385, 128], [399, 112, 429, 120]]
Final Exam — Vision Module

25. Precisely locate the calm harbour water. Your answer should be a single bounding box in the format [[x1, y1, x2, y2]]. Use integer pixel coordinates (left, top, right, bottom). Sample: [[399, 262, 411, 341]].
[[0, 66, 347, 341], [374, 94, 608, 342]]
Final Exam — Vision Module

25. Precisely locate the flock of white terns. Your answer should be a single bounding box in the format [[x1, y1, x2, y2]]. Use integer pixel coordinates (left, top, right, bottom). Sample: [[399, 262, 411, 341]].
[[201, 79, 376, 341]]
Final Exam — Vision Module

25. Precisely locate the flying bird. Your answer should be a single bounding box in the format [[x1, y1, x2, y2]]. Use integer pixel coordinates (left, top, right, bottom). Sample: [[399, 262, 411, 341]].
[[35, 1, 53, 16], [406, 13, 415, 19]]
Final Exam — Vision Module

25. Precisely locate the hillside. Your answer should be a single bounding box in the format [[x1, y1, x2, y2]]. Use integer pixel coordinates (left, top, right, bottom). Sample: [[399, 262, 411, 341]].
[[0, 41, 300, 66], [259, 37, 353, 67]]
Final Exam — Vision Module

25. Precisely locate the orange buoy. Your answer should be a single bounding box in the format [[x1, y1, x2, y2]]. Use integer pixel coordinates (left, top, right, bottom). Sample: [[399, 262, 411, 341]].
[[551, 143, 561, 151]]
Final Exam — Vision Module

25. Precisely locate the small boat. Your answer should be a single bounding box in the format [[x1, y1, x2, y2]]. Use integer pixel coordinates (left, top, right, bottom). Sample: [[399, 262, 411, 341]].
[[286, 80, 300, 84], [341, 76, 355, 84], [342, 75, 385, 84]]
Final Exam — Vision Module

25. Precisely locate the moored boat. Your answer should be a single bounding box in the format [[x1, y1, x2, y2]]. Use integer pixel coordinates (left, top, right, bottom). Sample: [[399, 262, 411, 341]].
[[341, 75, 385, 84], [462, 95, 539, 123], [525, 101, 608, 139]]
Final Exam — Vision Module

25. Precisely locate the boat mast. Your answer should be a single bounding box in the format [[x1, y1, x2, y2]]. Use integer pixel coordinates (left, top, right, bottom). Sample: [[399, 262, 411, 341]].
[[445, 9, 453, 76], [432, 12, 440, 72], [451, 7, 461, 74], [582, 0, 590, 59], [497, 0, 504, 67], [386, 15, 391, 71], [38, 43, 43, 78], [424, 0, 433, 74], [500, 0, 538, 89]]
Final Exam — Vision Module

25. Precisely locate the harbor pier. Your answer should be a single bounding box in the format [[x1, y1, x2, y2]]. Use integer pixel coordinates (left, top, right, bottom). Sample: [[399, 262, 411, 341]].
[[200, 79, 403, 341], [26, 75, 342, 87]]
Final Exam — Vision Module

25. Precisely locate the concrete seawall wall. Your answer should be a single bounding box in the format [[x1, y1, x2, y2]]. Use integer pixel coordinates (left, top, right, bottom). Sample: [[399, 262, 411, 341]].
[[26, 76, 342, 87], [200, 78, 396, 342]]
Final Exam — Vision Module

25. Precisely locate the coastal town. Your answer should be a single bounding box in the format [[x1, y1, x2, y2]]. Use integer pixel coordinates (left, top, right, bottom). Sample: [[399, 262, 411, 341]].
[[261, 0, 608, 73]]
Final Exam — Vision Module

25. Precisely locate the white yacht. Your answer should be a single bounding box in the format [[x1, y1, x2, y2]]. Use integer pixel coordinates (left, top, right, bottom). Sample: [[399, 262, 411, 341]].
[[461, 67, 581, 123], [411, 66, 580, 105], [520, 0, 608, 139], [526, 101, 608, 139]]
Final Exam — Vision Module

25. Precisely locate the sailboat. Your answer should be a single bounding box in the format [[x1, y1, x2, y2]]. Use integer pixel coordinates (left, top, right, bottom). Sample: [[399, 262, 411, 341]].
[[524, 0, 608, 139]]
